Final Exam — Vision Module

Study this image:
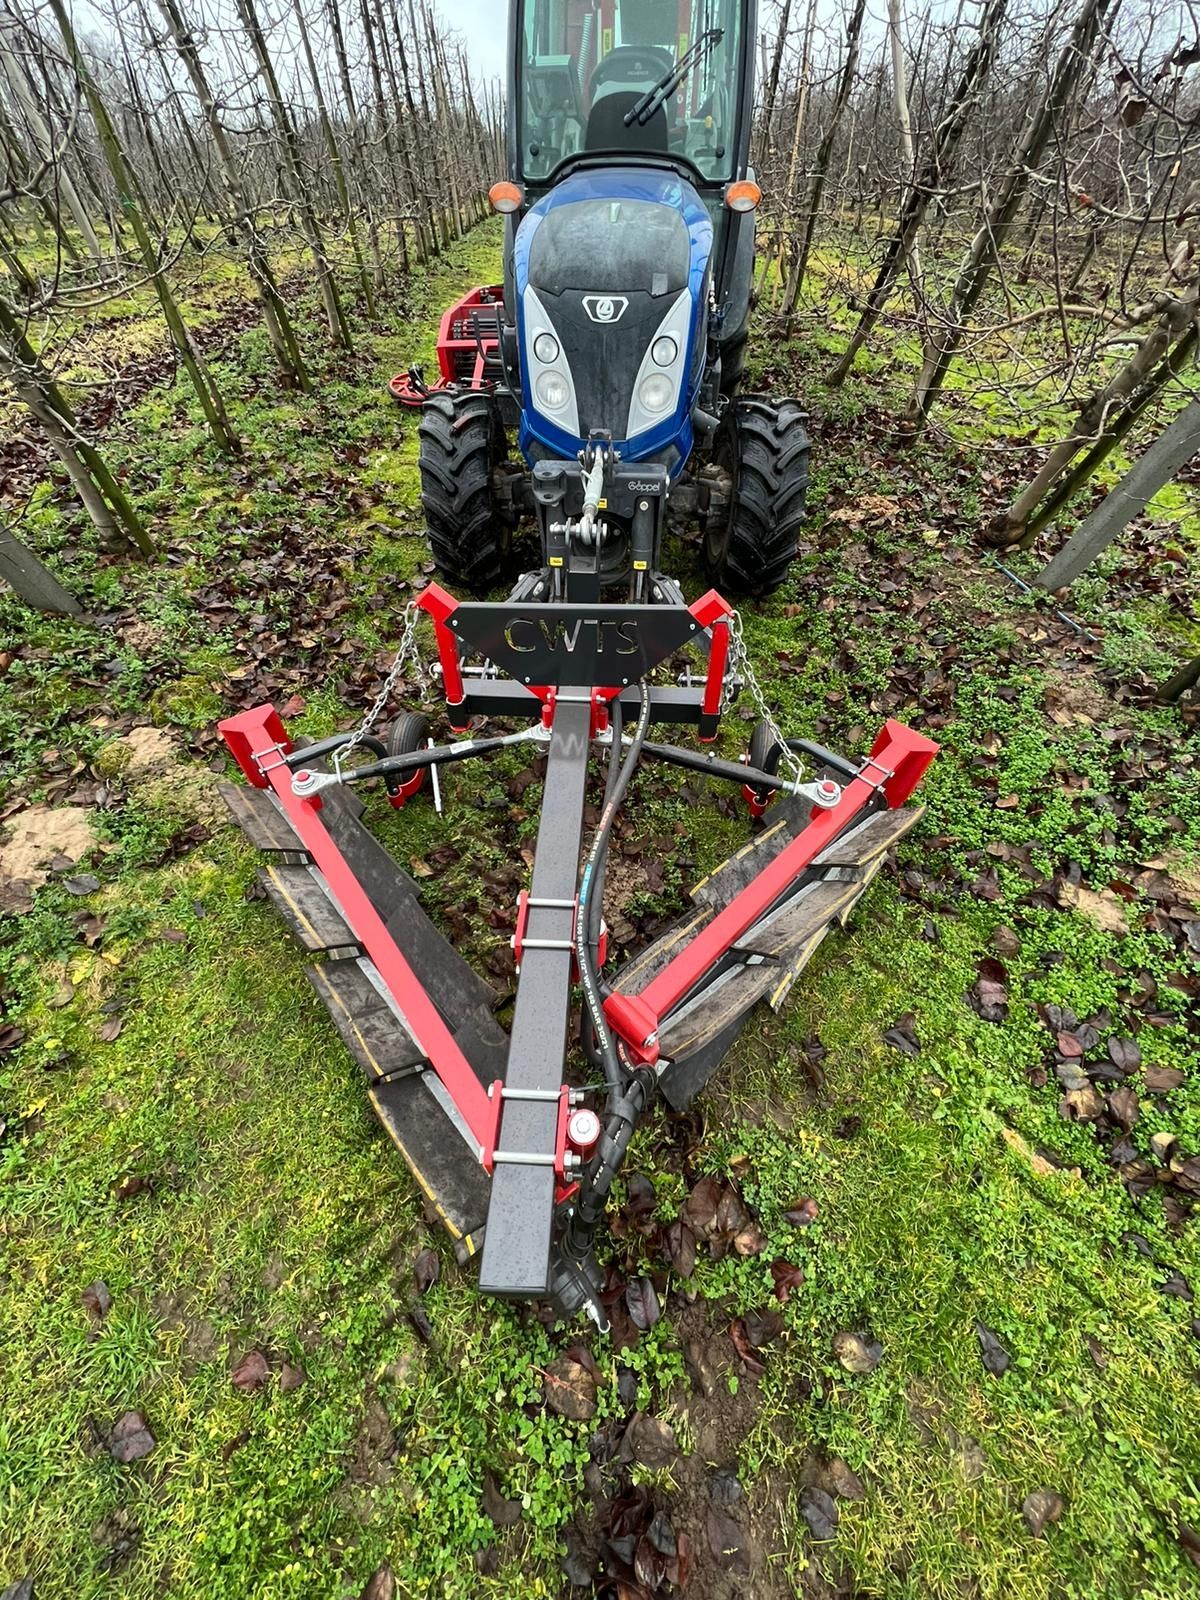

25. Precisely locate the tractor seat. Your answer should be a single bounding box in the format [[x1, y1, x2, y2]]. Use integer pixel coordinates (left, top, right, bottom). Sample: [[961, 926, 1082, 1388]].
[[585, 90, 669, 155]]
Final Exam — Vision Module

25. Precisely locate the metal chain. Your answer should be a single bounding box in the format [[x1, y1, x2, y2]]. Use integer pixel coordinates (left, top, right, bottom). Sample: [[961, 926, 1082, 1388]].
[[722, 610, 806, 788], [334, 599, 800, 789], [337, 601, 431, 770]]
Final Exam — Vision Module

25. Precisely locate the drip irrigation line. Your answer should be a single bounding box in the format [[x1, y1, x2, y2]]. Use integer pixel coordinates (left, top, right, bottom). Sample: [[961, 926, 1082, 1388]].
[[989, 555, 1099, 643]]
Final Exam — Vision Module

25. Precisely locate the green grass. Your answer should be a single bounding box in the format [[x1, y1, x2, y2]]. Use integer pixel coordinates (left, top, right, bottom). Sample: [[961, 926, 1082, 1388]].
[[2, 219, 1199, 1600]]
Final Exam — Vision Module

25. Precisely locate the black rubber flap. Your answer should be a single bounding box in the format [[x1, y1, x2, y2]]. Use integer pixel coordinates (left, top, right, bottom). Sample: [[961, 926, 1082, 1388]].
[[369, 1076, 490, 1250], [658, 965, 777, 1062], [219, 782, 305, 856], [306, 960, 425, 1082], [689, 807, 805, 910], [258, 865, 358, 956], [735, 880, 863, 958], [319, 801, 500, 1030], [812, 805, 925, 869], [613, 904, 716, 997]]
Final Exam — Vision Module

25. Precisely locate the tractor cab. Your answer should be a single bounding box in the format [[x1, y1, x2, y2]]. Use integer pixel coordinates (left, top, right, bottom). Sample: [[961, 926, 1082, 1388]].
[[515, 0, 752, 189]]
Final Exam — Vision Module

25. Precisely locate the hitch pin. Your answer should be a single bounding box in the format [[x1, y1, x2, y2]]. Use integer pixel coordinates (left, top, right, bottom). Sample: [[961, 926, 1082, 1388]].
[[292, 767, 342, 798], [798, 777, 842, 809]]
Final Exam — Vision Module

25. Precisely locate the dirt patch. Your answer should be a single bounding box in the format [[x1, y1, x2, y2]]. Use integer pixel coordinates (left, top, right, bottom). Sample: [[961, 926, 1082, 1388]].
[[0, 804, 102, 912], [348, 1391, 397, 1487], [664, 1301, 798, 1600], [1043, 668, 1115, 727], [95, 725, 179, 780]]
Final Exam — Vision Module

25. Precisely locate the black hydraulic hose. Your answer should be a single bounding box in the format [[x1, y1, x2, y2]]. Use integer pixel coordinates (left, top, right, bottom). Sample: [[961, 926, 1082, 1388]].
[[587, 696, 623, 959], [567, 1072, 656, 1254], [575, 683, 650, 1097], [567, 687, 654, 1261]]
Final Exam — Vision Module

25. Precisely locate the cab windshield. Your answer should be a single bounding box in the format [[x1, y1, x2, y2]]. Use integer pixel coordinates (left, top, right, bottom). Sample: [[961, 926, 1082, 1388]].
[[518, 0, 744, 185]]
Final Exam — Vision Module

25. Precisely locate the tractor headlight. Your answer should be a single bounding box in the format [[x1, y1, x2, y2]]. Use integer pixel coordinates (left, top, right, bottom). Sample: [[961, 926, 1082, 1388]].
[[536, 371, 571, 412], [533, 332, 559, 363], [651, 336, 678, 367], [638, 372, 675, 415]]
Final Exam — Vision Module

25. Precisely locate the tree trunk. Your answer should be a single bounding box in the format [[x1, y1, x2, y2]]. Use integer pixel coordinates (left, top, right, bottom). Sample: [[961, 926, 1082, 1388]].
[[0, 20, 104, 262], [1034, 400, 1200, 590], [321, 0, 388, 287], [1015, 323, 1199, 546], [994, 292, 1197, 542], [782, 0, 868, 324], [0, 523, 81, 613], [291, 0, 377, 317], [153, 0, 312, 389], [902, 0, 1114, 432], [886, 0, 921, 286], [234, 0, 354, 351], [47, 0, 240, 455], [0, 293, 154, 556], [762, 0, 794, 153], [1157, 654, 1200, 705], [828, 0, 1008, 386], [770, 0, 817, 297]]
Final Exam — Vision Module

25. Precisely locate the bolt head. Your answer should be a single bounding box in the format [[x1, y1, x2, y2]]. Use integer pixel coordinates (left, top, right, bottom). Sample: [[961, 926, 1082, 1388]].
[[567, 1108, 601, 1149]]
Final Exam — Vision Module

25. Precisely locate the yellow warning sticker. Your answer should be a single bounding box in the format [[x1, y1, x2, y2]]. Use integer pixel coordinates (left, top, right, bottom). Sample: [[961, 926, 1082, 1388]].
[[598, 499, 608, 509], [633, 560, 648, 570], [602, 26, 613, 54], [549, 556, 564, 567]]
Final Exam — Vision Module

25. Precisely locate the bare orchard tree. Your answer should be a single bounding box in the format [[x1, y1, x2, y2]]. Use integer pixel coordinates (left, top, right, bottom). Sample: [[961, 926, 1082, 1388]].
[[0, 0, 495, 603]]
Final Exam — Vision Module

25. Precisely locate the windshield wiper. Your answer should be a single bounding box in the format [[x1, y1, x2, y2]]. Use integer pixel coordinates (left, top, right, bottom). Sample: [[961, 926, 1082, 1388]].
[[623, 28, 724, 128]]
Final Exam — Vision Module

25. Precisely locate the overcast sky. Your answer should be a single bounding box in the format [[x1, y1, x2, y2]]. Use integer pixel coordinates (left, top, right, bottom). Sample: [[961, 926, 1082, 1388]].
[[437, 0, 510, 89]]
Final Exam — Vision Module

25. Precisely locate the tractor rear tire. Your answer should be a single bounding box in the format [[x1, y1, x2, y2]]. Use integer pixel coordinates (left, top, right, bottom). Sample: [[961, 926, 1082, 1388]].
[[705, 398, 810, 598], [418, 390, 514, 591]]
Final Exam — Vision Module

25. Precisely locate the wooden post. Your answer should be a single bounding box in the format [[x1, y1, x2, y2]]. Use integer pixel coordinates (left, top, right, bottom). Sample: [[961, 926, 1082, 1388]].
[[1158, 655, 1200, 705], [1035, 401, 1200, 592], [0, 525, 81, 613]]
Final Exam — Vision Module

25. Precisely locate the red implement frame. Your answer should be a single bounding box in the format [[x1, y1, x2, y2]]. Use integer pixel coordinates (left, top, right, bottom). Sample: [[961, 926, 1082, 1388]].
[[219, 703, 500, 1165], [603, 719, 938, 1062], [389, 285, 505, 406], [219, 603, 937, 1260]]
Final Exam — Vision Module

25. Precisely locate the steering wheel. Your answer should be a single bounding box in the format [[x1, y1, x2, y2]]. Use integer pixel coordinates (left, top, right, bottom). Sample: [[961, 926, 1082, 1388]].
[[590, 44, 675, 96]]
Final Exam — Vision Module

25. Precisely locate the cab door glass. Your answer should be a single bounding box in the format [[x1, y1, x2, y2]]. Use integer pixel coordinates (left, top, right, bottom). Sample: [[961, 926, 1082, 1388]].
[[521, 0, 742, 183]]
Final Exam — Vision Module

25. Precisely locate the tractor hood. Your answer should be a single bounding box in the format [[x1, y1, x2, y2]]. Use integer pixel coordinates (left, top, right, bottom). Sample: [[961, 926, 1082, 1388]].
[[512, 169, 713, 470]]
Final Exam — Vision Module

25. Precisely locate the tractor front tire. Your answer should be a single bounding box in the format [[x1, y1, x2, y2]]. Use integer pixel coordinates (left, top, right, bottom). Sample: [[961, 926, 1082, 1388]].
[[705, 398, 810, 597], [418, 390, 513, 591]]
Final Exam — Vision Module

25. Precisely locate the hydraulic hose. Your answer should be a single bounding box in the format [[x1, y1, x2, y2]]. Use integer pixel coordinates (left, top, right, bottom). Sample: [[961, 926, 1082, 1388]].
[[575, 683, 650, 1095], [569, 685, 654, 1259], [587, 696, 623, 960]]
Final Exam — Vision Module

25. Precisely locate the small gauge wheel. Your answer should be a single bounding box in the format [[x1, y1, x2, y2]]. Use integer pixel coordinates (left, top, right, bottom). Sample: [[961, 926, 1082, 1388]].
[[746, 718, 785, 809], [386, 712, 431, 805]]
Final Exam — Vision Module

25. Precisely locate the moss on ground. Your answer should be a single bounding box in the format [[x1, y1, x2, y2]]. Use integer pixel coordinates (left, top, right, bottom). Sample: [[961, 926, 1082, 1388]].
[[2, 221, 1198, 1600]]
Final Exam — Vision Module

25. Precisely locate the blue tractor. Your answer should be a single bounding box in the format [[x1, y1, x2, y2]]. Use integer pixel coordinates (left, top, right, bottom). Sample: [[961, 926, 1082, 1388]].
[[411, 0, 810, 600]]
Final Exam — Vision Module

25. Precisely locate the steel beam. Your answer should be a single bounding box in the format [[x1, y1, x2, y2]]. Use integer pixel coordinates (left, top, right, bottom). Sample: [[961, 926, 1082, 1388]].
[[478, 694, 593, 1298]]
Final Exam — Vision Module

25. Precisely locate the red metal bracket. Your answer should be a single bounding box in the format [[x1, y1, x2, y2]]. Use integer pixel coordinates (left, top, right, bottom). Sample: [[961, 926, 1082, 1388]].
[[603, 719, 938, 1056], [416, 583, 468, 729], [689, 589, 734, 628], [480, 1078, 586, 1202], [690, 590, 735, 743], [512, 889, 607, 976], [388, 768, 426, 809]]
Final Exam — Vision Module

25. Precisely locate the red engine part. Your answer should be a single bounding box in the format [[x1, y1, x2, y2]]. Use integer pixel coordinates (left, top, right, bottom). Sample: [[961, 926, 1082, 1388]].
[[389, 285, 505, 405]]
